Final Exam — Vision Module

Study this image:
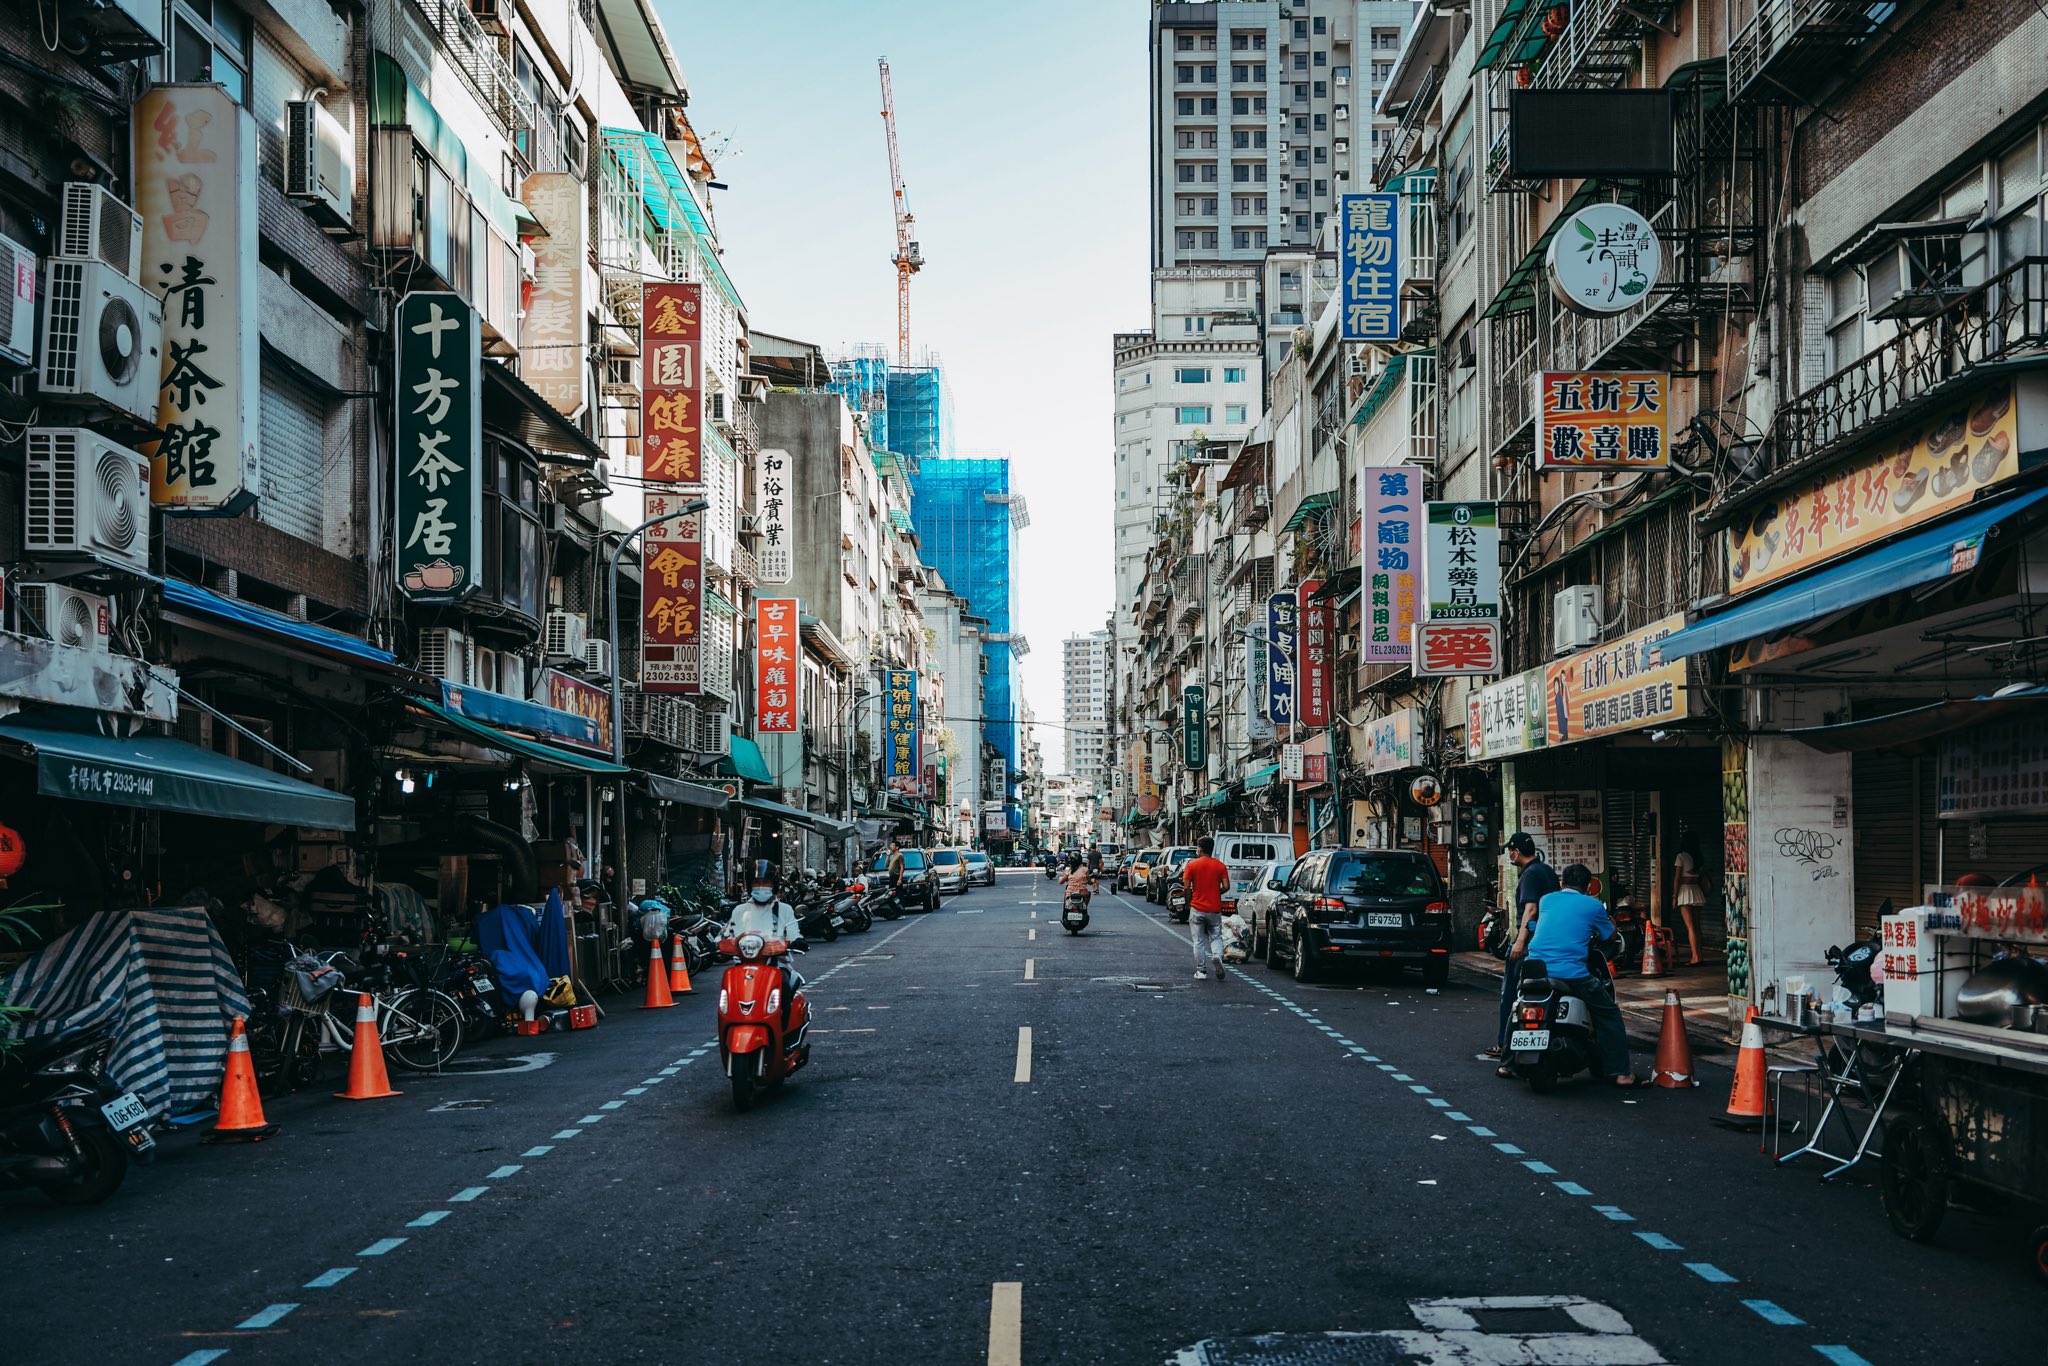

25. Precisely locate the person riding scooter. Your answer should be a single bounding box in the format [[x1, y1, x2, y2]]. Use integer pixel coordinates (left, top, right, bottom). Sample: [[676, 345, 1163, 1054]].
[[725, 859, 807, 1027], [1062, 853, 1097, 907]]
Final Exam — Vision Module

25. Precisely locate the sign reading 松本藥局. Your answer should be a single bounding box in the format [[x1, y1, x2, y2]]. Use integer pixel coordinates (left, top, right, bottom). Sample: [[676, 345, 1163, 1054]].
[[135, 84, 261, 513], [1338, 192, 1401, 343], [1422, 502, 1501, 621], [394, 293, 483, 601], [1534, 372, 1670, 471]]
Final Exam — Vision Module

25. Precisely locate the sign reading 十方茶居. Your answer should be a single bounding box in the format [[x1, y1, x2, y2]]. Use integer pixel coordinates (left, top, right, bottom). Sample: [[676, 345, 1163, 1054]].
[[394, 293, 483, 601]]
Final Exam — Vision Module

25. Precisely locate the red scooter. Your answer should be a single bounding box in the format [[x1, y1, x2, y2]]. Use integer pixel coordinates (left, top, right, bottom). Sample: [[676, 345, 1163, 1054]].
[[716, 928, 812, 1111]]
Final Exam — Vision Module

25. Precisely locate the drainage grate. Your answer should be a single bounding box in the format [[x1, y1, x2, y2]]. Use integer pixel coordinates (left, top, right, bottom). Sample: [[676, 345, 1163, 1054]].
[[427, 1099, 494, 1112], [1171, 1333, 1409, 1365]]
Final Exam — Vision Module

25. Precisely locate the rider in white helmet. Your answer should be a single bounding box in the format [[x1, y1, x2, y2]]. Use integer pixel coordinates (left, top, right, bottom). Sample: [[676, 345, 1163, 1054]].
[[725, 858, 807, 1029]]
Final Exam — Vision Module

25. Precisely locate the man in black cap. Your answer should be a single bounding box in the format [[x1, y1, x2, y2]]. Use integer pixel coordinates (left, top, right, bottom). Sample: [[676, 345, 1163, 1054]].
[[1487, 832, 1559, 1064]]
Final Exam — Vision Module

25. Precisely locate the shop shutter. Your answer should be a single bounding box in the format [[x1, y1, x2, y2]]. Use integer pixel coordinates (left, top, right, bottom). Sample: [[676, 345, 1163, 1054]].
[[258, 361, 326, 543], [1852, 751, 1920, 938], [1602, 788, 1653, 905]]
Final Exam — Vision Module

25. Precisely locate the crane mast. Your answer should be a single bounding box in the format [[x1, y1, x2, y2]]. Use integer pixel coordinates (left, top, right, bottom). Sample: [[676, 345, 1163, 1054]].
[[878, 56, 922, 366]]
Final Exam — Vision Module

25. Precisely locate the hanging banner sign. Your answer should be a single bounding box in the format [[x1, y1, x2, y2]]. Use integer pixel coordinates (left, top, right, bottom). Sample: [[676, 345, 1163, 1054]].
[[1362, 466, 1422, 663], [1338, 192, 1401, 342], [754, 597, 799, 733], [394, 292, 483, 601], [1281, 742, 1305, 781], [1534, 371, 1669, 471], [641, 491, 703, 693], [1423, 501, 1501, 621], [135, 84, 261, 512], [641, 282, 702, 483], [1183, 684, 1207, 770], [538, 669, 612, 752], [1360, 707, 1417, 775], [1266, 592, 1298, 726], [1413, 621, 1502, 677], [519, 172, 585, 417], [1548, 202, 1662, 317], [886, 667, 920, 793], [1542, 613, 1688, 746], [757, 446, 793, 583], [1298, 580, 1332, 728]]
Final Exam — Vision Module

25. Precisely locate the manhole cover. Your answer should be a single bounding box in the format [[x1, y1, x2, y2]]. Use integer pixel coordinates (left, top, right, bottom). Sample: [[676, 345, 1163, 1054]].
[[1132, 982, 1191, 993], [428, 1099, 494, 1112]]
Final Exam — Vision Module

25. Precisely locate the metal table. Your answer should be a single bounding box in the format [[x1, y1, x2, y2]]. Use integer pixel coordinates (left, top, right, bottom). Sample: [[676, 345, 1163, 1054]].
[[1756, 1015, 1910, 1181]]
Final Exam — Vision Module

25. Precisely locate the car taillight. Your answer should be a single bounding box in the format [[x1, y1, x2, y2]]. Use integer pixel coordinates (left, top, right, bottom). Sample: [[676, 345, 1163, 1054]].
[[1423, 901, 1451, 916], [1315, 897, 1346, 911]]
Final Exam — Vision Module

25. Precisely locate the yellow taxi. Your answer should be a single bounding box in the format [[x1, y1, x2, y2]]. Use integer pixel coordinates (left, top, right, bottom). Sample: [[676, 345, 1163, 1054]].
[[1125, 849, 1158, 893]]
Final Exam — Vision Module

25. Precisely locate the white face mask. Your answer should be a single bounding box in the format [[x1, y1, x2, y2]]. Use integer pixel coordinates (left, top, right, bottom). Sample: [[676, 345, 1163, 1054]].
[[749, 886, 775, 904]]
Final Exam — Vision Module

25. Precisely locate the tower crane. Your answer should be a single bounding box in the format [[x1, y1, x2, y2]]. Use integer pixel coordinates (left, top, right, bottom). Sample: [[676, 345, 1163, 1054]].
[[878, 56, 923, 366]]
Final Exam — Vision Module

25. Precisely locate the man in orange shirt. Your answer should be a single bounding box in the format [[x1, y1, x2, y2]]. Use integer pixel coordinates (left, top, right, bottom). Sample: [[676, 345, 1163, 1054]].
[[1182, 836, 1232, 982]]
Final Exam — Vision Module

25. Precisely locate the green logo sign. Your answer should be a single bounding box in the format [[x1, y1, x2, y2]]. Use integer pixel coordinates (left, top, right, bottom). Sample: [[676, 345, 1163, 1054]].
[[395, 292, 483, 602], [1183, 684, 1207, 770]]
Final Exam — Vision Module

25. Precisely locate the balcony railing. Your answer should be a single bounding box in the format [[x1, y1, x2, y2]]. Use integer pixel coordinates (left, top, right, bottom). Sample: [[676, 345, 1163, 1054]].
[[1730, 0, 1897, 104], [409, 0, 533, 147], [1756, 256, 2048, 491], [1531, 0, 1683, 93]]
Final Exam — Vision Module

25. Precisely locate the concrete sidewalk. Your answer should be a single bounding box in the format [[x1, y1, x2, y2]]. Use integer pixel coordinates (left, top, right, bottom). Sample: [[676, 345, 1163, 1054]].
[[1452, 951, 1738, 1055]]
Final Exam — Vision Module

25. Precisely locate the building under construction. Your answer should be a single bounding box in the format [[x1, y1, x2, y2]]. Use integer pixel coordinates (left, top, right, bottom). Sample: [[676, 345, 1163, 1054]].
[[826, 346, 955, 466]]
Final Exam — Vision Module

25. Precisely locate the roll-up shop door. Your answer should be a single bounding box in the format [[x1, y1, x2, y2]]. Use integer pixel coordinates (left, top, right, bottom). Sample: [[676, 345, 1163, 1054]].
[[1852, 751, 1921, 938], [258, 360, 325, 543]]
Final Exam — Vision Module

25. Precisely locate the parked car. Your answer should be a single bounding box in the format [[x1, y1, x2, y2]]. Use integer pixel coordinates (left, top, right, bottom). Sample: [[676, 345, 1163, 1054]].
[[962, 850, 996, 886], [1148, 847, 1198, 904], [1212, 831, 1290, 912], [1110, 852, 1138, 891], [1237, 857, 1294, 930], [1126, 850, 1158, 892], [866, 848, 939, 912], [927, 848, 969, 896], [1255, 847, 1452, 987]]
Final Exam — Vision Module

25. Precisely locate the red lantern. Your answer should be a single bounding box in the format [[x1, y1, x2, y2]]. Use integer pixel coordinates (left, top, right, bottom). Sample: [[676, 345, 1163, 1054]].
[[0, 822, 25, 882], [1541, 3, 1571, 39]]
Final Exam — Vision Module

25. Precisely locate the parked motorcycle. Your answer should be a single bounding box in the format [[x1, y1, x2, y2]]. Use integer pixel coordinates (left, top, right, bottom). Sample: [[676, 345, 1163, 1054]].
[[1476, 902, 1510, 959], [833, 879, 872, 934], [440, 949, 511, 1040], [793, 877, 842, 943], [1167, 883, 1191, 924], [1504, 937, 1621, 1093], [715, 929, 812, 1112], [1061, 890, 1091, 935], [863, 881, 906, 922], [0, 1022, 150, 1205]]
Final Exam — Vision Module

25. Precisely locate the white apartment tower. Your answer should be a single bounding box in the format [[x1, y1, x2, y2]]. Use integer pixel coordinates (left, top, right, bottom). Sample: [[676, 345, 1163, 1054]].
[[1062, 631, 1112, 793]]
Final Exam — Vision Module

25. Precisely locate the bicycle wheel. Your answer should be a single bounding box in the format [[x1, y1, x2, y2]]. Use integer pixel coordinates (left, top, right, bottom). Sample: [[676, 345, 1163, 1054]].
[[384, 988, 464, 1071]]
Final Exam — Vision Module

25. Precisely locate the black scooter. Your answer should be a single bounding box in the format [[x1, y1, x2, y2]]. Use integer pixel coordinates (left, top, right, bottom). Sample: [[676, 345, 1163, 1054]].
[[0, 1022, 151, 1205], [1061, 890, 1091, 934], [1504, 936, 1621, 1093]]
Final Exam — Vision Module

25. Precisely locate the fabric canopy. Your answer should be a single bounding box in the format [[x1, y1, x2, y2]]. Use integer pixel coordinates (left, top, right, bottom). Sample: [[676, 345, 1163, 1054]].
[[1785, 685, 2048, 753], [1243, 764, 1281, 790], [737, 795, 856, 841], [1281, 491, 1338, 535], [1657, 487, 2048, 663], [643, 772, 729, 810], [411, 699, 629, 776], [716, 736, 775, 784], [0, 720, 357, 829], [162, 578, 398, 669]]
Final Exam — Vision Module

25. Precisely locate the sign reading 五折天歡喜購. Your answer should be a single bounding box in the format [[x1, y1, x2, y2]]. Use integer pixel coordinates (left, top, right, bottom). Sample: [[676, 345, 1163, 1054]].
[[394, 293, 483, 601], [641, 492, 703, 694], [1534, 372, 1670, 471], [1422, 502, 1501, 622], [1338, 193, 1401, 343]]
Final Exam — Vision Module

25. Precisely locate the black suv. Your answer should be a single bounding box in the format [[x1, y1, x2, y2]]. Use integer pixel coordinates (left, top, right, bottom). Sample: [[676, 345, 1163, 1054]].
[[867, 849, 939, 912], [1254, 847, 1452, 987]]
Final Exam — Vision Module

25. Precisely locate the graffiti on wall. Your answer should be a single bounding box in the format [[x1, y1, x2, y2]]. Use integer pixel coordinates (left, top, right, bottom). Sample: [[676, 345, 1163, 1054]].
[[1721, 739, 1750, 999]]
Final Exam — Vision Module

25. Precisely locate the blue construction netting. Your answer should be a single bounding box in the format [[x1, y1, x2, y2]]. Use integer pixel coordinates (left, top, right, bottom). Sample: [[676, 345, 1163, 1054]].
[[909, 455, 1019, 797]]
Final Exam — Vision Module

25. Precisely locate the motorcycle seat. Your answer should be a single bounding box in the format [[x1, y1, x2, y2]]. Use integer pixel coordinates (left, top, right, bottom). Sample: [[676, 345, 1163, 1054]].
[[0, 1026, 110, 1076]]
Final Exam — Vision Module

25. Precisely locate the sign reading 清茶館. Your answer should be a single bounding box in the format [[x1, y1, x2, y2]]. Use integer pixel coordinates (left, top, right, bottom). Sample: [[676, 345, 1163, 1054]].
[[135, 84, 261, 513], [1534, 372, 1670, 471], [1338, 192, 1401, 343], [1541, 614, 1688, 746], [394, 293, 483, 601], [754, 598, 799, 734], [1362, 467, 1422, 663], [1359, 707, 1417, 775], [640, 491, 702, 694], [642, 282, 703, 483], [886, 668, 920, 793], [519, 172, 585, 417], [1423, 502, 1501, 621], [1725, 379, 2024, 597], [757, 447, 793, 584]]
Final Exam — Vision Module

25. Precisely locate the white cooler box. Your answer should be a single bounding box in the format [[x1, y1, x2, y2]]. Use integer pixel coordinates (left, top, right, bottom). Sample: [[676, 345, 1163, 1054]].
[[1880, 907, 1967, 1019]]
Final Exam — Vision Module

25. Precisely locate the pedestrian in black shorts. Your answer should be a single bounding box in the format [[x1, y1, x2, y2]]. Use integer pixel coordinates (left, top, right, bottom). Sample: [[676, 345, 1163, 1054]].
[[1486, 832, 1559, 1063]]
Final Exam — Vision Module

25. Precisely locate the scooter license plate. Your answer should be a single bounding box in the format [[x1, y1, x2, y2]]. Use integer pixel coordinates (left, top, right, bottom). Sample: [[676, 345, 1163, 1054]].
[[1508, 1029, 1551, 1051], [100, 1091, 149, 1132], [473, 976, 495, 993]]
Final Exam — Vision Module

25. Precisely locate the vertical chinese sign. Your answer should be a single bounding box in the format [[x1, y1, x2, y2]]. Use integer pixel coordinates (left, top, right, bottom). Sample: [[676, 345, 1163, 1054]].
[[1266, 592, 1298, 726], [1338, 192, 1401, 343], [1246, 636, 1272, 742], [1422, 502, 1501, 621], [755, 598, 799, 734], [757, 446, 793, 584], [886, 668, 919, 793], [394, 293, 483, 601], [640, 493, 702, 693], [135, 84, 261, 512], [640, 282, 702, 483], [519, 172, 585, 417], [1297, 580, 1331, 728], [1362, 467, 1422, 663], [1533, 372, 1668, 471], [1183, 684, 1207, 770]]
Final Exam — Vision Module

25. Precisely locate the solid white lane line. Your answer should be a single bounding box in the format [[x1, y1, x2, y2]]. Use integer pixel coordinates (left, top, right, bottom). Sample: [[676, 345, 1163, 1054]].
[[988, 1282, 1023, 1366], [1014, 1027, 1032, 1084]]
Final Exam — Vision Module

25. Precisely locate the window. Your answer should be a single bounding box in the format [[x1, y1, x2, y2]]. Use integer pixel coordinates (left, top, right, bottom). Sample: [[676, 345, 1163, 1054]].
[[1176, 406, 1212, 424], [1225, 404, 1247, 423], [1314, 113, 1327, 131], [1295, 148, 1308, 166], [1314, 179, 1328, 196], [1314, 80, 1327, 97], [1334, 65, 1351, 80], [1177, 231, 1196, 250], [1296, 213, 1310, 231], [1373, 29, 1401, 50], [1200, 98, 1218, 115], [1233, 130, 1250, 149], [1313, 16, 1327, 34], [1253, 65, 1266, 81], [1201, 164, 1219, 182], [1178, 164, 1196, 183], [1443, 99, 1476, 251], [171, 0, 251, 104], [1373, 62, 1393, 82], [1201, 64, 1216, 81], [1255, 165, 1267, 182], [1200, 33, 1216, 51], [1177, 33, 1194, 51], [1232, 64, 1250, 82], [1314, 146, 1327, 164], [1314, 51, 1327, 67], [1224, 367, 1246, 383], [1203, 196, 1217, 214], [1293, 53, 1308, 70], [481, 439, 542, 620], [1293, 19, 1307, 39], [1825, 267, 1866, 373], [1178, 97, 1195, 115], [1233, 164, 1251, 183], [1178, 63, 1195, 82], [1202, 130, 1218, 148], [1294, 82, 1309, 101], [1174, 367, 1211, 383], [1202, 231, 1218, 249], [1233, 96, 1250, 114], [1234, 229, 1251, 248], [1232, 32, 1250, 51]]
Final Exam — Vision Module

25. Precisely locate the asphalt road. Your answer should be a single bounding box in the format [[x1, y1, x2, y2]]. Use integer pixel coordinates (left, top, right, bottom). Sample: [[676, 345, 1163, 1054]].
[[4, 870, 2042, 1365]]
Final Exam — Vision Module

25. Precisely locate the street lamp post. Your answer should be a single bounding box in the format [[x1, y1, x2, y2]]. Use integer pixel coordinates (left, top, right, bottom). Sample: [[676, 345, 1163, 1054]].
[[607, 497, 710, 919]]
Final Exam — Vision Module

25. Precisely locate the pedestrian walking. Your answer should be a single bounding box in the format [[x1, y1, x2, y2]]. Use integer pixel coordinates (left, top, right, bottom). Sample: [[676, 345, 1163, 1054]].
[[1485, 832, 1558, 1061], [1182, 836, 1231, 981], [1670, 829, 1707, 966]]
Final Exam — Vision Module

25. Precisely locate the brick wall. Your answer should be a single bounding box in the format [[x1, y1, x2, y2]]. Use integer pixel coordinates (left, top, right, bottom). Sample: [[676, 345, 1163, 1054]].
[[164, 516, 366, 617]]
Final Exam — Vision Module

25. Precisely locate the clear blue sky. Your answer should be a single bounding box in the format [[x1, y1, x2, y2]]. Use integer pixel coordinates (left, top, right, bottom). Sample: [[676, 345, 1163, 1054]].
[[665, 1, 1150, 771]]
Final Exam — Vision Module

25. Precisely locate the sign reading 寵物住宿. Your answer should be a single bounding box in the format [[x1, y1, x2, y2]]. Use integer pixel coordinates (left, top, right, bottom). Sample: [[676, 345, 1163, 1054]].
[[1548, 202, 1662, 317], [886, 668, 920, 794], [640, 492, 702, 694], [519, 172, 585, 417], [1266, 592, 1298, 726], [642, 282, 703, 484], [1422, 502, 1501, 621], [135, 84, 261, 513], [757, 447, 793, 584], [1542, 614, 1688, 746], [1297, 581, 1331, 728], [1534, 372, 1670, 471], [1359, 708, 1417, 775], [394, 293, 483, 601], [1183, 684, 1207, 770], [1362, 467, 1422, 664], [755, 598, 799, 734], [1338, 192, 1401, 343]]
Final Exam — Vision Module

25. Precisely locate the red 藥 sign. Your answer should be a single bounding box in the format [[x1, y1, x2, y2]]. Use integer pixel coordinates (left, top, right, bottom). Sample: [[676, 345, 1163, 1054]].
[[1412, 621, 1502, 677]]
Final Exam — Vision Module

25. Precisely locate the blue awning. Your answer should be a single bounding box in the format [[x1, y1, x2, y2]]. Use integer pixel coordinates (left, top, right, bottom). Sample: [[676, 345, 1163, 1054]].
[[412, 699, 628, 776], [161, 578, 398, 669], [1658, 487, 2048, 662], [439, 679, 604, 752], [716, 735, 774, 784]]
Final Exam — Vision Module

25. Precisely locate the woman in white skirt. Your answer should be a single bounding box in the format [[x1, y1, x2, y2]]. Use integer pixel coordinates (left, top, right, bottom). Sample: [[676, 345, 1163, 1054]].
[[1672, 829, 1708, 966]]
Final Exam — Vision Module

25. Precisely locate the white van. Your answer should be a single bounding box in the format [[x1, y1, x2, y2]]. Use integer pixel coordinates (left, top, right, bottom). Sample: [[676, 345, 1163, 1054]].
[[1212, 830, 1291, 908]]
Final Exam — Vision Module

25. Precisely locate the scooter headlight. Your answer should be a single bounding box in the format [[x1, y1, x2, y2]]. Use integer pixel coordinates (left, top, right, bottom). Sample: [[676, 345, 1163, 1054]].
[[767, 987, 782, 1014], [718, 988, 730, 1012], [737, 932, 767, 961]]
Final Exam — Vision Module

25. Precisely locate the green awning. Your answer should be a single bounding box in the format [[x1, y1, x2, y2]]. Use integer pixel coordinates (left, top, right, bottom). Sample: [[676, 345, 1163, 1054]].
[[889, 508, 913, 533], [1476, 0, 1536, 68], [1280, 492, 1338, 535], [0, 720, 357, 830], [1243, 764, 1281, 790], [1483, 180, 1604, 319], [1352, 355, 1408, 431], [716, 735, 774, 784], [413, 699, 629, 775]]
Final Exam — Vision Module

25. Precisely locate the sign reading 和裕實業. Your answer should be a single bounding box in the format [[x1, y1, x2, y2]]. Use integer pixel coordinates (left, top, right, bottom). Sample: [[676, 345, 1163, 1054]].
[[886, 668, 920, 793], [1338, 193, 1401, 343], [135, 84, 261, 513], [641, 491, 702, 694], [1534, 372, 1670, 471], [1266, 593, 1298, 726], [1362, 467, 1422, 664], [394, 293, 483, 601], [1422, 502, 1500, 622], [642, 282, 703, 484], [757, 447, 793, 584]]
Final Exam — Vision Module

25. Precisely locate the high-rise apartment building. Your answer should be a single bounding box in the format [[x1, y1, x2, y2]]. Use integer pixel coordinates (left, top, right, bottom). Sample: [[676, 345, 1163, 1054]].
[[1062, 631, 1111, 793]]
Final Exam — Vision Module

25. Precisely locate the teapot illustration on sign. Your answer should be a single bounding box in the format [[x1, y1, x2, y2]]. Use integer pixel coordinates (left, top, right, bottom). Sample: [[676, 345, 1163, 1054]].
[[404, 560, 466, 593]]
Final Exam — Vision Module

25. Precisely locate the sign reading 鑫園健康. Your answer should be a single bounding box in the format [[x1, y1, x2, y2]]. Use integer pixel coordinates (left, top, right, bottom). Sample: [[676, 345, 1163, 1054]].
[[394, 292, 483, 600], [1422, 502, 1501, 622]]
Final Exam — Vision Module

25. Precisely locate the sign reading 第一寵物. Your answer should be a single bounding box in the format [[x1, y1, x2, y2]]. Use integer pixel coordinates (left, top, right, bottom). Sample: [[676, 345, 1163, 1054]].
[[755, 598, 799, 734], [1183, 684, 1207, 770], [135, 84, 261, 513], [1338, 193, 1401, 343], [757, 446, 793, 583], [520, 172, 585, 417], [886, 668, 920, 793], [1534, 372, 1670, 471], [1413, 621, 1502, 677], [1548, 202, 1662, 317], [1362, 466, 1422, 664], [1297, 580, 1331, 727], [1423, 502, 1500, 621], [641, 492, 702, 694], [1266, 592, 1298, 726], [1541, 614, 1688, 746], [642, 282, 703, 484], [394, 292, 483, 601]]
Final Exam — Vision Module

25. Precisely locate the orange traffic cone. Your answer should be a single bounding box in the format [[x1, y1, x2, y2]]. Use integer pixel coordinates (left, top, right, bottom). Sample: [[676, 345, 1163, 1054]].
[[668, 935, 694, 996], [1640, 925, 1668, 978], [1713, 1005, 1769, 1130], [1652, 990, 1697, 1089], [203, 1017, 279, 1143], [335, 993, 402, 1100], [642, 938, 675, 1009]]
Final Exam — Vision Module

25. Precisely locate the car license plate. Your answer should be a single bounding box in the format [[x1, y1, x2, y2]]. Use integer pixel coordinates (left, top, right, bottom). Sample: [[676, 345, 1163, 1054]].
[[1509, 1029, 1551, 1051], [1366, 912, 1404, 928], [100, 1091, 149, 1132]]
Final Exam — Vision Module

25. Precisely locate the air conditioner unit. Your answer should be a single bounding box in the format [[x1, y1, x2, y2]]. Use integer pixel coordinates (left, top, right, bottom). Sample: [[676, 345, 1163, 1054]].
[[706, 711, 733, 754], [285, 99, 355, 228], [472, 646, 500, 693], [59, 183, 141, 281], [418, 626, 469, 683], [583, 638, 612, 678], [0, 232, 33, 368], [24, 428, 151, 574], [1337, 631, 1359, 654], [467, 0, 507, 32], [38, 258, 164, 423], [543, 610, 588, 659], [1552, 585, 1604, 656], [1336, 73, 1349, 86], [16, 583, 110, 651]]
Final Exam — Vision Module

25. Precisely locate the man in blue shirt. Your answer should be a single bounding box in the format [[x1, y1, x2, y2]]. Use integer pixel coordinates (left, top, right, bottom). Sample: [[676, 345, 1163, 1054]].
[[1511, 863, 1639, 1087], [1488, 832, 1560, 1062]]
